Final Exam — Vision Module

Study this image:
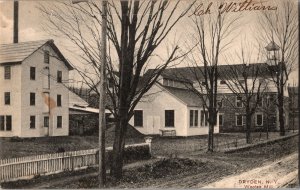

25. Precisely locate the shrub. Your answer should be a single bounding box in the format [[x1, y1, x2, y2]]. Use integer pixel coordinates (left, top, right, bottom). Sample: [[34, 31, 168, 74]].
[[105, 144, 151, 168]]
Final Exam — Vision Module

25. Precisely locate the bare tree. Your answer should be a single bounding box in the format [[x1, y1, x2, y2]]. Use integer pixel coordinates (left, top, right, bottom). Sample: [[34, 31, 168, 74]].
[[258, 0, 298, 136], [260, 93, 278, 139], [181, 4, 240, 152], [39, 0, 194, 181], [221, 43, 268, 144]]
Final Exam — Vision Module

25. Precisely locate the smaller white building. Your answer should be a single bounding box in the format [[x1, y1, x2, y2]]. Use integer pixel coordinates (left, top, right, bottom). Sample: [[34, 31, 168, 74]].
[[129, 78, 219, 136]]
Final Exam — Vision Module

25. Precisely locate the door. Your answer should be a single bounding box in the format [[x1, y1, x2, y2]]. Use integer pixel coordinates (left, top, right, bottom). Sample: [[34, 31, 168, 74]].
[[44, 116, 49, 136], [147, 116, 160, 135]]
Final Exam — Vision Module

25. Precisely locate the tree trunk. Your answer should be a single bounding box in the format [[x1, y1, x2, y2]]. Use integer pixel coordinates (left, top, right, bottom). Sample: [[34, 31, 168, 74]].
[[208, 123, 214, 152], [207, 108, 216, 152], [246, 113, 252, 144], [277, 60, 286, 136], [278, 93, 285, 136], [110, 112, 128, 181]]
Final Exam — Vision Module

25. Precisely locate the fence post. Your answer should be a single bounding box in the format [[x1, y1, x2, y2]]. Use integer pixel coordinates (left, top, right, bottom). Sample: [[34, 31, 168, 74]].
[[144, 136, 153, 156]]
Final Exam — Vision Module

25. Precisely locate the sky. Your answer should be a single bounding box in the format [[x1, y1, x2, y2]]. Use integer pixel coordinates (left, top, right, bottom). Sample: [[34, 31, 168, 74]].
[[0, 0, 298, 86]]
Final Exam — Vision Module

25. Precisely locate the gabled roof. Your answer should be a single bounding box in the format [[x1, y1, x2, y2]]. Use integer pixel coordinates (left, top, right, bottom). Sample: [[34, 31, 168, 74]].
[[69, 90, 89, 107], [0, 39, 73, 70], [158, 83, 202, 107], [145, 63, 272, 82]]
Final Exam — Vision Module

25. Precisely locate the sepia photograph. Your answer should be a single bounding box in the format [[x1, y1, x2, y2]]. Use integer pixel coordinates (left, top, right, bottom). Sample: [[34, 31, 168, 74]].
[[0, 0, 299, 188]]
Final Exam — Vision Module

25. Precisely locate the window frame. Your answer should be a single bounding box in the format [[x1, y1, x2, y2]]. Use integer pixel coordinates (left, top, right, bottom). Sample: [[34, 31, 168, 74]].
[[4, 92, 10, 105], [57, 116, 62, 128], [219, 114, 224, 126], [44, 116, 49, 128], [165, 110, 175, 127], [190, 110, 199, 128], [256, 113, 263, 126], [235, 114, 244, 126], [6, 115, 12, 131], [133, 110, 143, 127], [200, 110, 208, 127], [30, 92, 35, 106], [0, 115, 12, 131], [30, 66, 36, 80], [4, 66, 11, 80], [57, 94, 62, 107], [30, 116, 36, 129], [57, 71, 62, 83], [44, 50, 50, 63], [0, 116, 4, 131]]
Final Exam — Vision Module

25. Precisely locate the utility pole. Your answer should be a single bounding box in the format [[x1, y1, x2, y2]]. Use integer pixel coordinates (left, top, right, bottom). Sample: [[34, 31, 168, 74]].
[[72, 0, 107, 187], [98, 0, 107, 187]]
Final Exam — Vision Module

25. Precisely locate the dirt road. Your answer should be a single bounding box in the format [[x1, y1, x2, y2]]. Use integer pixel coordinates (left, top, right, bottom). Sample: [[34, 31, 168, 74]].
[[202, 152, 298, 188]]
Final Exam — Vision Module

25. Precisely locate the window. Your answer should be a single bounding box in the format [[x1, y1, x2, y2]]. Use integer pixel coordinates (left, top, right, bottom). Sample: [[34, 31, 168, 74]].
[[219, 114, 224, 126], [0, 115, 12, 131], [163, 79, 169, 86], [57, 71, 62, 83], [190, 110, 199, 127], [236, 96, 243, 108], [44, 116, 49, 128], [44, 50, 50, 63], [30, 116, 35, 129], [4, 92, 10, 105], [200, 110, 208, 127], [0, 116, 4, 131], [220, 80, 227, 85], [57, 116, 62, 128], [57, 94, 62, 107], [256, 114, 263, 126], [6, 116, 11, 131], [164, 79, 175, 87], [165, 110, 174, 127], [30, 67, 36, 80], [236, 115, 244, 126], [134, 110, 143, 127], [4, 66, 11, 79], [30, 93, 35, 106]]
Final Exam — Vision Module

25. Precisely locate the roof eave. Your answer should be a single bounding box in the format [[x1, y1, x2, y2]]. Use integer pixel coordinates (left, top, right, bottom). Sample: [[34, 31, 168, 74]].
[[0, 61, 22, 66], [47, 41, 74, 70]]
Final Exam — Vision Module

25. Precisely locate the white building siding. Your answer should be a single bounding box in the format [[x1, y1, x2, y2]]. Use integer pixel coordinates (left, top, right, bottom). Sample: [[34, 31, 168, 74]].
[[19, 44, 69, 137], [129, 84, 220, 137], [0, 64, 22, 137], [129, 84, 188, 136]]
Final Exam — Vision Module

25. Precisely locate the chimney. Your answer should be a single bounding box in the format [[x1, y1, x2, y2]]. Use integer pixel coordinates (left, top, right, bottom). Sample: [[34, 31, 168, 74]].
[[13, 0, 19, 43]]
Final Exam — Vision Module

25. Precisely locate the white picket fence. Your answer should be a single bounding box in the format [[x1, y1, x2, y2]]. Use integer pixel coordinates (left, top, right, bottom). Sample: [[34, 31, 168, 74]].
[[0, 142, 150, 182]]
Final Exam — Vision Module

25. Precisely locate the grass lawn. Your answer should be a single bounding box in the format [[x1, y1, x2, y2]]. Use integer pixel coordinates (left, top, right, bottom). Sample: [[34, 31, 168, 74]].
[[1, 135, 298, 189], [0, 130, 297, 159], [150, 131, 298, 156]]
